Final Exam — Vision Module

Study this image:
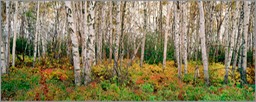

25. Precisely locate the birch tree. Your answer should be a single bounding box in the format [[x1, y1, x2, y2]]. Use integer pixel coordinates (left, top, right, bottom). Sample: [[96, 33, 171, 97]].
[[82, 1, 88, 85], [0, 0, 4, 74], [65, 1, 81, 86], [140, 2, 147, 67], [182, 2, 188, 74], [5, 1, 10, 72], [232, 2, 242, 79], [163, 2, 170, 69], [113, 1, 121, 76], [33, 2, 40, 67], [224, 1, 239, 83], [174, 1, 181, 79], [241, 1, 250, 84], [199, 1, 209, 85], [12, 1, 18, 67], [109, 2, 113, 63], [85, 1, 96, 85]]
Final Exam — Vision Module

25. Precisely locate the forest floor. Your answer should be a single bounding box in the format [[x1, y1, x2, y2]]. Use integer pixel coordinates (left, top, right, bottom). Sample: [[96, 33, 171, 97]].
[[1, 56, 255, 101]]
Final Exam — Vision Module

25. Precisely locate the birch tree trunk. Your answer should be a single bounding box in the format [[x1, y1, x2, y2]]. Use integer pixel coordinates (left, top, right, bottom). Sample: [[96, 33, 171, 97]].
[[140, 2, 147, 67], [41, 10, 46, 58], [65, 1, 81, 86], [97, 2, 104, 64], [85, 1, 96, 85], [182, 2, 188, 74], [113, 1, 121, 76], [5, 1, 10, 72], [82, 1, 88, 85], [33, 2, 40, 67], [109, 2, 113, 63], [224, 2, 239, 84], [0, 0, 4, 74], [199, 1, 209, 85], [163, 2, 170, 69], [174, 1, 181, 79], [12, 1, 18, 67], [241, 1, 250, 84]]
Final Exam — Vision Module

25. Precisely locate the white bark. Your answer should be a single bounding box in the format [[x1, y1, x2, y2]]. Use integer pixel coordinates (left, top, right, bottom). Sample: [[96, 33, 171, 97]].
[[199, 1, 209, 85], [82, 1, 89, 85], [85, 1, 96, 85], [114, 1, 121, 75], [174, 2, 181, 78], [33, 2, 40, 67], [65, 1, 81, 86], [0, 0, 5, 74], [163, 2, 170, 69], [5, 1, 10, 71], [140, 2, 147, 67], [12, 1, 18, 67], [182, 2, 188, 74], [224, 2, 239, 83], [109, 2, 113, 63], [241, 1, 250, 83], [42, 11, 46, 57]]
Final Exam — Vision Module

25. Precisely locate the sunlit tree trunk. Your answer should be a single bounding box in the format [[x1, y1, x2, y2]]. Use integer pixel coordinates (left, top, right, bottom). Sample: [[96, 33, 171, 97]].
[[163, 2, 170, 69], [174, 1, 181, 79], [12, 1, 18, 67], [65, 1, 81, 86], [0, 0, 5, 74], [140, 2, 147, 67], [41, 10, 46, 57], [85, 1, 96, 85], [224, 1, 239, 84], [232, 2, 242, 79], [199, 1, 209, 86], [82, 1, 88, 85], [113, 1, 121, 76], [33, 2, 40, 67], [241, 1, 250, 84], [5, 1, 10, 72], [97, 3, 104, 64], [109, 2, 113, 63], [182, 2, 188, 74]]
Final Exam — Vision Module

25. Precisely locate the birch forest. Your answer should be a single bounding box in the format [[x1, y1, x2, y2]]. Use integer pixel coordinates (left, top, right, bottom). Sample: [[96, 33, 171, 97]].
[[0, 1, 255, 101]]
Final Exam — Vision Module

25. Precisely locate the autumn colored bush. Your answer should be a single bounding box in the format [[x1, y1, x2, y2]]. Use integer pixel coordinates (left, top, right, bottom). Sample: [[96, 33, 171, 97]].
[[1, 57, 255, 101]]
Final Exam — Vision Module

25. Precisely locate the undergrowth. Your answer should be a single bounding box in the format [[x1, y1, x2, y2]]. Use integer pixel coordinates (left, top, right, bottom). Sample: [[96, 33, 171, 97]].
[[1, 56, 255, 101]]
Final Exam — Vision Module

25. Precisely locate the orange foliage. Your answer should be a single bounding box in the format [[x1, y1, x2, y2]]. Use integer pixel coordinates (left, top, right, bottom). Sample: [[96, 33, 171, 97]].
[[136, 79, 145, 85], [90, 81, 98, 88]]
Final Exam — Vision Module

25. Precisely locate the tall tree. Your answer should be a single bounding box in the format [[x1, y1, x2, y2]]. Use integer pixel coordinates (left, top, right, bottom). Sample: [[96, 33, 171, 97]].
[[0, 0, 4, 74], [33, 2, 40, 67], [199, 1, 210, 85], [12, 1, 18, 67], [174, 1, 181, 79], [82, 1, 88, 85], [65, 1, 81, 86], [113, 1, 121, 76], [5, 1, 10, 72], [140, 2, 147, 67], [109, 2, 113, 63], [163, 2, 170, 69], [240, 1, 250, 84], [232, 1, 242, 79], [85, 1, 96, 85], [182, 2, 188, 74], [224, 1, 239, 84]]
